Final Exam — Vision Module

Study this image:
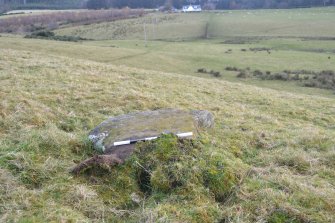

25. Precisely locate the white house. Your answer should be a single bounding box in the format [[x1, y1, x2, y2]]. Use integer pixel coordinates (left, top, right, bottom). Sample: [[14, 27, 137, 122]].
[[182, 5, 202, 12]]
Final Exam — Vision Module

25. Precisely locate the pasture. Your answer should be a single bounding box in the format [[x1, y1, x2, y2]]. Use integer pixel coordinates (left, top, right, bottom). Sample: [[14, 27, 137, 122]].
[[0, 7, 335, 223], [56, 7, 335, 40]]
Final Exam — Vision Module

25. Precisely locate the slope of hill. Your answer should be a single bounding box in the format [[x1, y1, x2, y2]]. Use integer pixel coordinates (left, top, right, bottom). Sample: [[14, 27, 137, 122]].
[[55, 7, 335, 40], [0, 6, 335, 222], [0, 46, 334, 222], [1, 35, 334, 97]]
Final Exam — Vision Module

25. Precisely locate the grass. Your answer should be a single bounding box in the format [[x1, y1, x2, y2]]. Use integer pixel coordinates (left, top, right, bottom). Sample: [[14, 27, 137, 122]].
[[0, 6, 335, 223], [56, 8, 335, 40], [55, 13, 210, 41], [0, 46, 334, 222], [0, 35, 334, 97]]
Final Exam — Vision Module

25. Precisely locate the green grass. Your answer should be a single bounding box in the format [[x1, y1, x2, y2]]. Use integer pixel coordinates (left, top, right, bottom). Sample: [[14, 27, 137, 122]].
[[0, 35, 334, 97], [56, 13, 210, 40], [1, 44, 334, 222], [0, 7, 335, 223], [56, 7, 335, 40]]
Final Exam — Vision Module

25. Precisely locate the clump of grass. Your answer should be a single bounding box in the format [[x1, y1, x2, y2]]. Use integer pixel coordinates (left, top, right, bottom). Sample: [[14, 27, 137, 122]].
[[276, 154, 310, 174], [130, 134, 242, 196], [4, 152, 51, 188], [123, 134, 246, 220], [322, 153, 335, 168], [268, 209, 301, 223]]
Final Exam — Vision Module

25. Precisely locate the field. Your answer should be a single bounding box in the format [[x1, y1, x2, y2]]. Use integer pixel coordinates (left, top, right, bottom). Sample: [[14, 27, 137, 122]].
[[56, 7, 335, 40], [0, 7, 335, 223]]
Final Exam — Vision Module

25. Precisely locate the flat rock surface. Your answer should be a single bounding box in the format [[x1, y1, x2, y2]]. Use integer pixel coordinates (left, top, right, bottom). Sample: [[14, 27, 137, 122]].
[[89, 109, 214, 153]]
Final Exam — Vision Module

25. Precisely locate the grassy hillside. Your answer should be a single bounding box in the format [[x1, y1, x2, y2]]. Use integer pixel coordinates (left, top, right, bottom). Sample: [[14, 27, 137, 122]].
[[0, 47, 334, 222], [0, 35, 334, 96], [55, 7, 335, 40], [0, 6, 335, 223]]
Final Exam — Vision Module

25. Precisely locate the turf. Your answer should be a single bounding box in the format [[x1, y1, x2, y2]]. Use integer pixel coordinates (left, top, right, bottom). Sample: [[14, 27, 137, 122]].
[[1, 44, 334, 222], [0, 7, 335, 223]]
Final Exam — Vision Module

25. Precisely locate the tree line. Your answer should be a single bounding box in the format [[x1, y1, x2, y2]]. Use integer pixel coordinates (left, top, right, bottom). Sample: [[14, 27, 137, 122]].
[[0, 8, 144, 32], [1, 0, 334, 12]]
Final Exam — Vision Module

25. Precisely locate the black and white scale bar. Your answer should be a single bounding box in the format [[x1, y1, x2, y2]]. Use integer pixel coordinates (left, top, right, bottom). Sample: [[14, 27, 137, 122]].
[[113, 132, 193, 146]]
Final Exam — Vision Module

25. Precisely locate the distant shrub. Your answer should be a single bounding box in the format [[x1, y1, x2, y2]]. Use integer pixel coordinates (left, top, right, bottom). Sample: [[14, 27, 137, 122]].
[[237, 70, 247, 78], [233, 67, 335, 91], [283, 70, 316, 75], [210, 70, 222, 77], [197, 68, 207, 73], [291, 74, 300, 81], [222, 39, 247, 44], [253, 70, 263, 76], [249, 47, 271, 52], [304, 70, 335, 90], [25, 31, 89, 42], [225, 66, 239, 71], [213, 71, 222, 77], [304, 81, 318, 88], [221, 37, 259, 44], [28, 30, 55, 38], [320, 70, 334, 76], [241, 48, 247, 51], [273, 73, 289, 81], [52, 35, 88, 42], [197, 68, 221, 78]]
